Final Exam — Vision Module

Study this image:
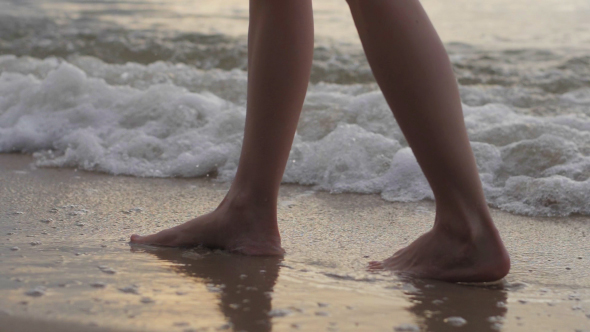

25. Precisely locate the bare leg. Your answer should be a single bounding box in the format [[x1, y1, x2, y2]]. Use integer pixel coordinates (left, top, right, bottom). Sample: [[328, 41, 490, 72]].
[[130, 0, 314, 255], [346, 0, 510, 282]]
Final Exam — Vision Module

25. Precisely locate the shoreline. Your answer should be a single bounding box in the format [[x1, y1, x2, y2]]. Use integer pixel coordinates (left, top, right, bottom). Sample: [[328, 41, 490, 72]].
[[1, 153, 589, 332]]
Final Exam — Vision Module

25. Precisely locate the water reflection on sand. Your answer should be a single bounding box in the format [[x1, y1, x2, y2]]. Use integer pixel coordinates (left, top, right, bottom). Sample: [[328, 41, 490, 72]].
[[134, 245, 510, 332], [133, 246, 281, 332], [0, 158, 589, 331], [403, 278, 508, 331]]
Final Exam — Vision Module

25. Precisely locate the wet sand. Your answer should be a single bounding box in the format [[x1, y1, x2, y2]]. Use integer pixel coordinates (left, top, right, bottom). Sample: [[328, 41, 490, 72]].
[[0, 154, 589, 332]]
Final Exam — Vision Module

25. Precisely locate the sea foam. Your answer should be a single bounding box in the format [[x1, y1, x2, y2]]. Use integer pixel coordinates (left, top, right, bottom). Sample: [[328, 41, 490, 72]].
[[1, 55, 589, 216]]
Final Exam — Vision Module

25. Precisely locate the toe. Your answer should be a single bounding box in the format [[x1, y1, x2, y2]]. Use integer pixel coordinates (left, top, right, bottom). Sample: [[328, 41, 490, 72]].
[[367, 260, 384, 271], [130, 234, 143, 243], [129, 230, 178, 246]]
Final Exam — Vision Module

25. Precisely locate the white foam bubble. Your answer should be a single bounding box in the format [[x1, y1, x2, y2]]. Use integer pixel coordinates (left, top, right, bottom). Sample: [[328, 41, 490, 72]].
[[25, 286, 46, 297], [394, 324, 420, 332], [1, 56, 589, 216], [444, 316, 467, 327]]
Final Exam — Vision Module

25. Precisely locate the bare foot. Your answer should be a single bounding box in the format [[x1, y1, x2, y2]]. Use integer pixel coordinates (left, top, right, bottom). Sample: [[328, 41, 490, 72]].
[[130, 195, 284, 256], [369, 223, 510, 283]]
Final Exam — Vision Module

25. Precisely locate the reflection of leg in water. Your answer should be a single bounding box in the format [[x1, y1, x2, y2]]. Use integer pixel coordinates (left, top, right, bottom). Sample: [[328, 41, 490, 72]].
[[129, 0, 314, 256], [403, 279, 508, 331], [134, 247, 282, 332], [346, 0, 510, 282]]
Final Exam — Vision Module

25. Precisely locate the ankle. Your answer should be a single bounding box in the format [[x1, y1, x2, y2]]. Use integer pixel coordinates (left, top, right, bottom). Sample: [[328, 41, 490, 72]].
[[226, 176, 280, 206], [433, 202, 497, 243], [433, 208, 511, 275], [215, 188, 279, 232], [224, 186, 277, 209]]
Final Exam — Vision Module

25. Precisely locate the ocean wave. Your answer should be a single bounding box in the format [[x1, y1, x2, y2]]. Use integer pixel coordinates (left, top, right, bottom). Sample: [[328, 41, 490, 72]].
[[1, 55, 589, 216]]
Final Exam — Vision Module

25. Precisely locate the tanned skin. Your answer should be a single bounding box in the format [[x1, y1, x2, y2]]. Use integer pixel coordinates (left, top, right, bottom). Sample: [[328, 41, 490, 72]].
[[131, 0, 510, 283]]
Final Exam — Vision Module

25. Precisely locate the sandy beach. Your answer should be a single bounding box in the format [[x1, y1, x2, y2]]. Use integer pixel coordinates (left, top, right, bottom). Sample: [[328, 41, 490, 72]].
[[1, 0, 590, 330], [0, 154, 589, 331]]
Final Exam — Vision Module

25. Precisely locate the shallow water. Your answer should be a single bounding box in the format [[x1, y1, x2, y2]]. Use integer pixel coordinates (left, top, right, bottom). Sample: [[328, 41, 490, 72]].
[[1, 155, 589, 331], [1, 0, 590, 216]]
